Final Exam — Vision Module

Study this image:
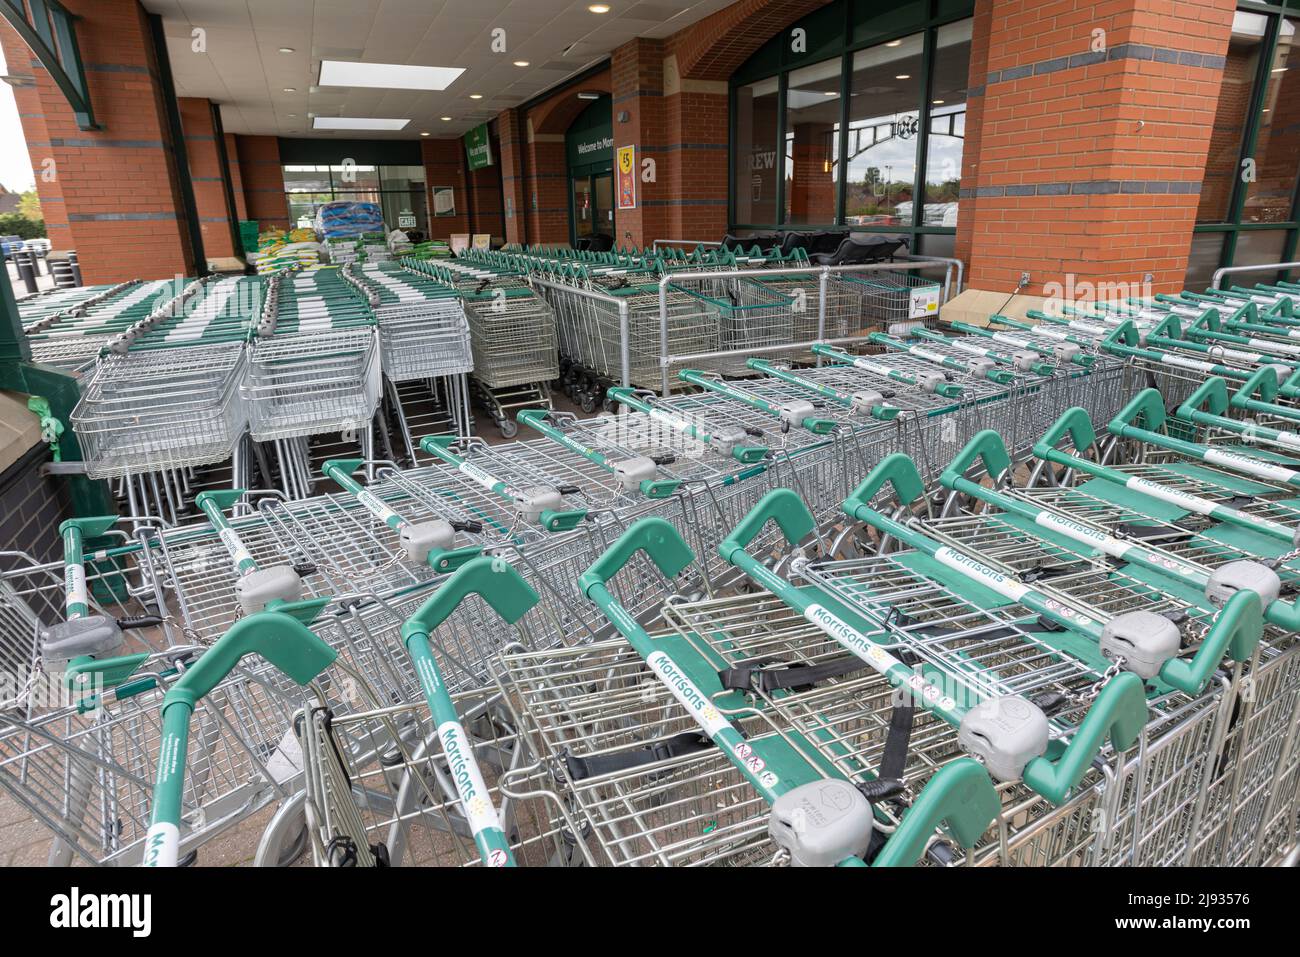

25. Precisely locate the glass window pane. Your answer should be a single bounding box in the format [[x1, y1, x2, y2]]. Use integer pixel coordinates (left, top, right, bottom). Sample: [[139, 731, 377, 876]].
[[283, 166, 331, 193], [327, 164, 381, 191], [845, 33, 924, 226], [923, 19, 971, 228], [1233, 228, 1290, 267], [733, 77, 781, 224], [918, 232, 955, 259], [1197, 11, 1270, 224], [784, 58, 842, 225], [1244, 18, 1300, 224], [380, 165, 426, 191], [1184, 232, 1226, 290]]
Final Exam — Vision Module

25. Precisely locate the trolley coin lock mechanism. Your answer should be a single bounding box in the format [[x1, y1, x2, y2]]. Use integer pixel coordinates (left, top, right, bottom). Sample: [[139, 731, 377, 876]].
[[1098, 611, 1181, 679], [957, 695, 1050, 782], [1205, 560, 1280, 608], [769, 779, 875, 867], [235, 565, 304, 616]]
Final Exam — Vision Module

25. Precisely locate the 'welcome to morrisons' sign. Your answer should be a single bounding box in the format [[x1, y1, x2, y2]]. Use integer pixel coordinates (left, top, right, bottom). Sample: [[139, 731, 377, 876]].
[[465, 124, 493, 170]]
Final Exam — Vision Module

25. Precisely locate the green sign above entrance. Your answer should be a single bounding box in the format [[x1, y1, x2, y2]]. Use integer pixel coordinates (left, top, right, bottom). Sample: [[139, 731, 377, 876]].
[[565, 96, 614, 173], [464, 124, 493, 170]]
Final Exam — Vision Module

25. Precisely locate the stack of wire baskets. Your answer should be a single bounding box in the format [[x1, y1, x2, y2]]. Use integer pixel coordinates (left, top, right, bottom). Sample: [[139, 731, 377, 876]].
[[244, 268, 382, 445], [19, 278, 183, 374], [69, 276, 254, 485], [342, 261, 472, 383], [407, 257, 558, 389]]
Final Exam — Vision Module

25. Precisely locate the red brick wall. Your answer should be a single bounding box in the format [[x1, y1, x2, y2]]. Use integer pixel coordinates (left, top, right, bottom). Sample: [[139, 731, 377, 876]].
[[235, 134, 289, 230], [1, 0, 199, 283], [611, 39, 669, 246], [497, 109, 528, 245], [958, 0, 1238, 295], [178, 97, 235, 258], [421, 138, 470, 240], [225, 133, 248, 222]]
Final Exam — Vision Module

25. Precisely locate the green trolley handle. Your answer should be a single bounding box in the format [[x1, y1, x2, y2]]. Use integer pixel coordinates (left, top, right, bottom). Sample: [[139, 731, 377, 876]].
[[1178, 377, 1300, 459], [811, 343, 966, 398], [1115, 384, 1300, 491], [320, 460, 484, 572], [866, 332, 1017, 385], [944, 429, 1294, 636], [677, 369, 840, 435], [399, 557, 542, 867], [844, 453, 1260, 695], [419, 436, 589, 532], [144, 597, 336, 867], [606, 387, 770, 464]]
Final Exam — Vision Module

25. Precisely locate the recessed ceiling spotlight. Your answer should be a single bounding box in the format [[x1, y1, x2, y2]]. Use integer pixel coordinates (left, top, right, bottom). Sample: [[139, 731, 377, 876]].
[[283, 87, 296, 92], [577, 91, 601, 100], [287, 113, 298, 117], [885, 40, 902, 47], [513, 60, 530, 67], [470, 93, 483, 99], [278, 47, 295, 54], [421, 131, 431, 136], [588, 4, 611, 11], [441, 116, 452, 121], [932, 99, 944, 105], [895, 74, 910, 80]]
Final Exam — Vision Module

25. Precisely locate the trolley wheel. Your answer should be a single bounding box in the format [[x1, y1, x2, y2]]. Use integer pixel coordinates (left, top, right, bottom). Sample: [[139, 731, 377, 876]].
[[601, 395, 615, 413], [580, 394, 597, 415], [498, 418, 518, 439]]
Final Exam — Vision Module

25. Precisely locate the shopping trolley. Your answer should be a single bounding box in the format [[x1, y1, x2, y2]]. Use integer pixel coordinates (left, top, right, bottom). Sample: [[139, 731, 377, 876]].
[[834, 267, 943, 334], [0, 524, 315, 867], [344, 262, 473, 382], [407, 258, 558, 436], [864, 331, 1027, 386], [244, 269, 383, 497], [295, 559, 568, 867], [721, 487, 1261, 839], [343, 262, 474, 460], [910, 327, 1058, 377], [1027, 405, 1300, 555], [949, 318, 1096, 368], [20, 279, 176, 373], [71, 344, 248, 483], [538, 260, 722, 403], [565, 516, 1005, 866]]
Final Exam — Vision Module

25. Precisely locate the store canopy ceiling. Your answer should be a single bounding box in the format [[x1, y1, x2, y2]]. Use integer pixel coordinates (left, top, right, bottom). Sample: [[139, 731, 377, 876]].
[[143, 0, 734, 138]]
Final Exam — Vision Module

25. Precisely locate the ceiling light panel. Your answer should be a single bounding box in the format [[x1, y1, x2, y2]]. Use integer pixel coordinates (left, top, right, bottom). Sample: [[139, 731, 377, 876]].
[[318, 60, 465, 91], [312, 116, 412, 130]]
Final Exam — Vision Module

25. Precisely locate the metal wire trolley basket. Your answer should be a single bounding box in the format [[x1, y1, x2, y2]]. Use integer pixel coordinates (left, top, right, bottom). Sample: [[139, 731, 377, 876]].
[[344, 262, 473, 382], [71, 343, 248, 480], [244, 270, 382, 443]]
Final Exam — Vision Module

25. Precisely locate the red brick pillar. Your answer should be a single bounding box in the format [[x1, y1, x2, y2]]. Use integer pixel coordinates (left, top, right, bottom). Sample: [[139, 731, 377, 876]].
[[661, 61, 730, 244], [178, 97, 236, 259], [956, 0, 1238, 296], [523, 120, 569, 246], [466, 161, 504, 240], [611, 38, 671, 248], [225, 133, 248, 222], [421, 139, 471, 241], [497, 109, 529, 246], [234, 135, 289, 231], [0, 0, 199, 283]]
